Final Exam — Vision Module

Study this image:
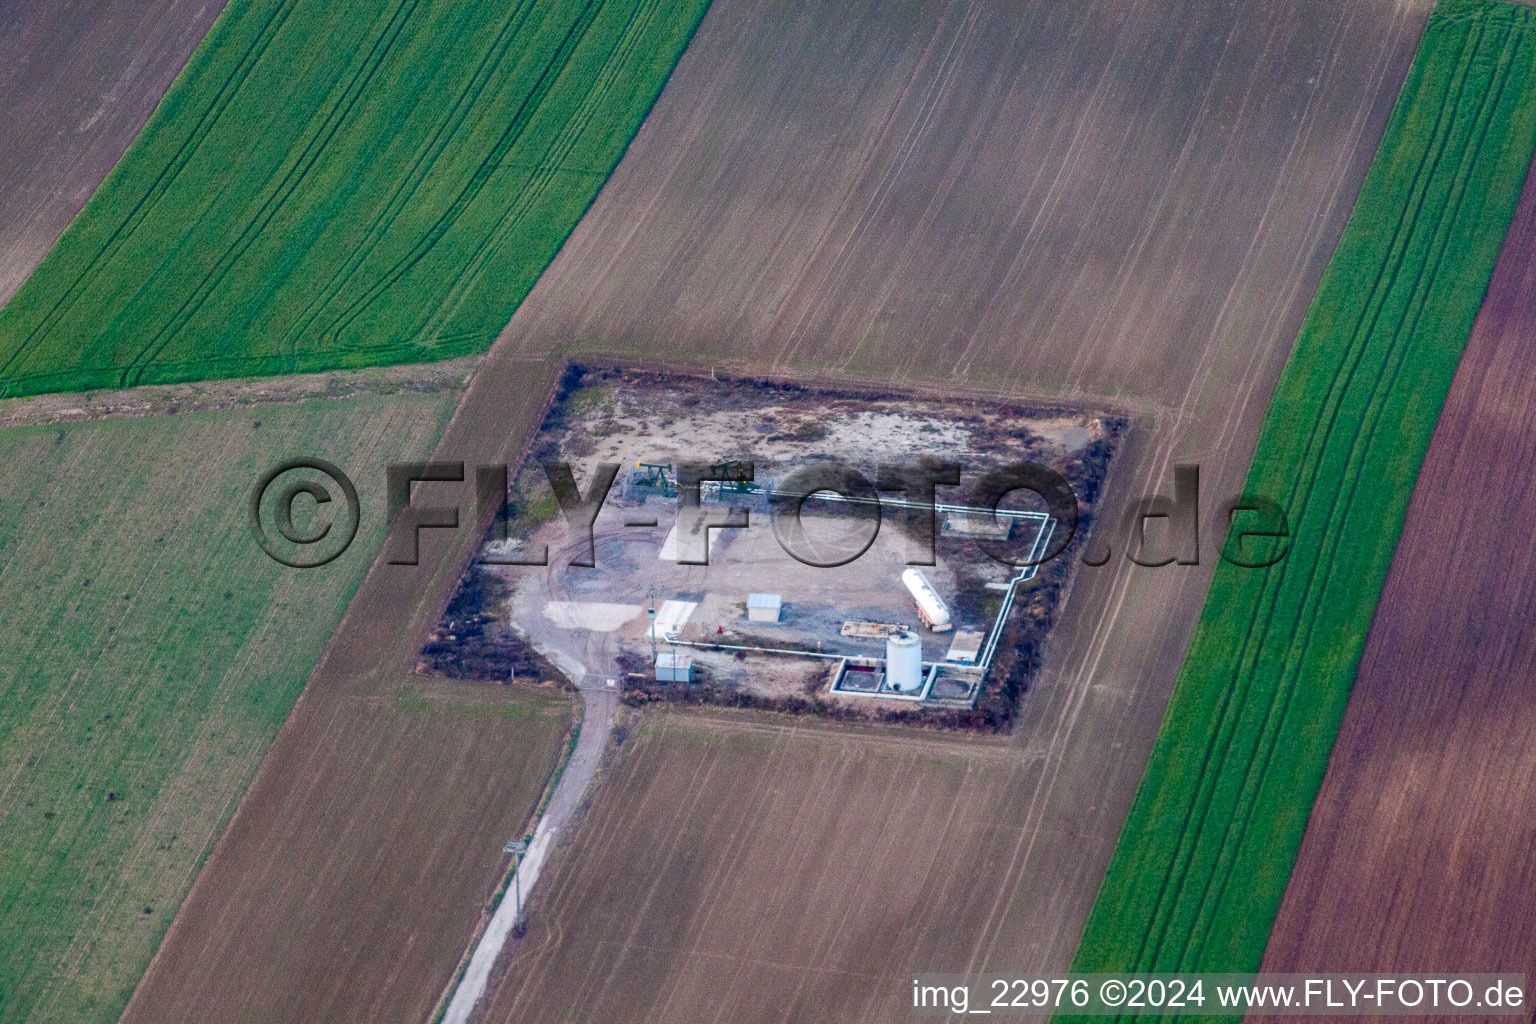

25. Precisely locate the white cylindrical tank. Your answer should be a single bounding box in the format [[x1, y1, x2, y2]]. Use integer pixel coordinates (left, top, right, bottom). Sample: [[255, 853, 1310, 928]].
[[886, 630, 924, 692]]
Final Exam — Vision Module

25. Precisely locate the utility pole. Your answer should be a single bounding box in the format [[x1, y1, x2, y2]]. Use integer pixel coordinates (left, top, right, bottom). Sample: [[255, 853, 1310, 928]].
[[647, 584, 658, 674], [503, 837, 529, 936]]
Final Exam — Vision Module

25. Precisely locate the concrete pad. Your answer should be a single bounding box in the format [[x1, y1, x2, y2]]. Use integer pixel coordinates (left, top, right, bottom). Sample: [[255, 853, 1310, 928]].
[[542, 601, 643, 632]]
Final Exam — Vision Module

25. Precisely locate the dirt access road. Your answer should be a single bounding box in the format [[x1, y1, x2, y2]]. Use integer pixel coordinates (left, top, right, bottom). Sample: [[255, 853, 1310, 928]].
[[438, 684, 617, 1024], [0, 0, 224, 304], [0, 354, 477, 429]]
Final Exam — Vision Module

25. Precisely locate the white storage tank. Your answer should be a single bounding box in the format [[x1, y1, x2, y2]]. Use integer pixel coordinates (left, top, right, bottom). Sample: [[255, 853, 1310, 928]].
[[900, 567, 953, 632], [886, 630, 924, 692]]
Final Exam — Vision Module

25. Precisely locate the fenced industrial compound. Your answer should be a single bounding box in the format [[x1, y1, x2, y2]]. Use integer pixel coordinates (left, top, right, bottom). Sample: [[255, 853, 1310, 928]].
[[645, 492, 1058, 707], [501, 459, 1061, 710], [431, 367, 1123, 723]]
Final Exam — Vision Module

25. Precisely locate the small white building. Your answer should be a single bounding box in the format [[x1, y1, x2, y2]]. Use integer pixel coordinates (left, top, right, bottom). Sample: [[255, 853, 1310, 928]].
[[945, 629, 985, 665], [901, 567, 953, 632], [655, 650, 693, 682], [746, 592, 783, 622]]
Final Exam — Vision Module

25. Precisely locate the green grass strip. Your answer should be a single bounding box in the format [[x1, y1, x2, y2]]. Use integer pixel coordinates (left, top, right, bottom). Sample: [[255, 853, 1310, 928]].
[[0, 396, 458, 1024], [1064, 0, 1536, 1008], [0, 0, 710, 398]]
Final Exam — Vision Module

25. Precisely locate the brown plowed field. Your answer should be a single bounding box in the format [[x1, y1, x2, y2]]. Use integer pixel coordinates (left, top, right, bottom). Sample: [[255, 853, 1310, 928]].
[[489, 712, 1039, 1023], [120, 676, 572, 1024], [1257, 152, 1536, 998], [123, 0, 1431, 1020], [0, 0, 224, 304]]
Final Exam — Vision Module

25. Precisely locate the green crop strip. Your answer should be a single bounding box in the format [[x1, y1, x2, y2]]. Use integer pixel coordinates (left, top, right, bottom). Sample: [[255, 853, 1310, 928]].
[[1064, 0, 1536, 1008], [0, 0, 710, 398], [0, 396, 459, 1024]]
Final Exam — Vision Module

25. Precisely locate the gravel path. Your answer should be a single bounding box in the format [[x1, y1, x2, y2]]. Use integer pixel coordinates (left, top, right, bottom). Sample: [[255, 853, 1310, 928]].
[[440, 682, 618, 1024]]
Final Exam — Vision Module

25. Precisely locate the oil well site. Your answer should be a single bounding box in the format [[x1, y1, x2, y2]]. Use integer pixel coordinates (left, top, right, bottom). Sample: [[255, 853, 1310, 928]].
[[423, 366, 1125, 730]]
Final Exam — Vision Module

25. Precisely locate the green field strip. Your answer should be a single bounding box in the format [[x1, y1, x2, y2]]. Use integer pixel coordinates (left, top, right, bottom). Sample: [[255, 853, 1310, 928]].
[[0, 0, 710, 398], [1064, 0, 1536, 1006], [0, 396, 458, 1024]]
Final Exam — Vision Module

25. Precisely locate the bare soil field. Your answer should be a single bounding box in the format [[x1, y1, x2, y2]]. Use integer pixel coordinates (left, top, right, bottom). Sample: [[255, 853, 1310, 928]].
[[122, 0, 1431, 1020], [119, 675, 573, 1024], [0, 0, 223, 305], [486, 711, 1043, 1024], [1257, 151, 1536, 996]]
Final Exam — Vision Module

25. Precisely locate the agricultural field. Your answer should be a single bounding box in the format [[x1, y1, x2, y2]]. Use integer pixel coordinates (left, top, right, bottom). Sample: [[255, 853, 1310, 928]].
[[116, 353, 579, 1024], [1068, 0, 1536, 987], [58, 0, 1462, 1019], [0, 392, 456, 1024], [118, 675, 573, 1024], [114, 0, 1421, 1019], [0, 0, 710, 398], [0, 0, 225, 305], [453, 0, 1425, 1014], [1259, 117, 1536, 987], [484, 712, 1045, 1024]]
